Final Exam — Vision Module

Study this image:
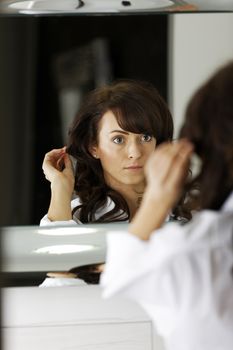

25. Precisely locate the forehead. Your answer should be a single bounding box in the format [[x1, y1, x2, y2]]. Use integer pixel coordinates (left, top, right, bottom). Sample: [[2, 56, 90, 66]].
[[98, 110, 123, 132]]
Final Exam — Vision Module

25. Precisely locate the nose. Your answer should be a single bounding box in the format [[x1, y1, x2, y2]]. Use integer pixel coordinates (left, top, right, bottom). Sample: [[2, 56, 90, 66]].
[[127, 141, 142, 159]]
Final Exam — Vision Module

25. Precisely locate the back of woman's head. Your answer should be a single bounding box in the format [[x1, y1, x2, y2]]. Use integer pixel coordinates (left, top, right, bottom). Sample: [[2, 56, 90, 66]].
[[66, 79, 173, 222], [180, 61, 233, 210]]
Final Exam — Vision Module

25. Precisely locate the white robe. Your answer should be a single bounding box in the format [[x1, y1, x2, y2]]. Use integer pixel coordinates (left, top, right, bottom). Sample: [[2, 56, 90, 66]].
[[101, 192, 233, 350], [40, 196, 174, 226], [40, 196, 128, 225]]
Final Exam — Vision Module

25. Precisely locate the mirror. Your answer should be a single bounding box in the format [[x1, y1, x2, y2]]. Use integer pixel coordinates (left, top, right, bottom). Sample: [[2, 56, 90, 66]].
[[1, 12, 233, 227], [0, 11, 233, 285], [0, 14, 168, 226]]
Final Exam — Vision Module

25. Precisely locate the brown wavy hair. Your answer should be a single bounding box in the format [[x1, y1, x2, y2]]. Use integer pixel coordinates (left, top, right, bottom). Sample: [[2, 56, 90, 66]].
[[180, 61, 233, 210], [67, 79, 188, 222]]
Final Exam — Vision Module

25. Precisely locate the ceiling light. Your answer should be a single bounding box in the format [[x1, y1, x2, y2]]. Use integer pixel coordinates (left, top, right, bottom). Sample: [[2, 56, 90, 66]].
[[33, 244, 96, 254], [8, 0, 174, 14], [37, 227, 98, 236]]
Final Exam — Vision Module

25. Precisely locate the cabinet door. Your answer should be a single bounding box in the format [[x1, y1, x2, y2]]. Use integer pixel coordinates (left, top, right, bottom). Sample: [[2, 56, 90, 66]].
[[3, 322, 153, 350]]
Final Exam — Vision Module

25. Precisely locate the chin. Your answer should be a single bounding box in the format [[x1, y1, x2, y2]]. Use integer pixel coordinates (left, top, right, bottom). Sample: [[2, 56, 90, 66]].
[[122, 177, 144, 186]]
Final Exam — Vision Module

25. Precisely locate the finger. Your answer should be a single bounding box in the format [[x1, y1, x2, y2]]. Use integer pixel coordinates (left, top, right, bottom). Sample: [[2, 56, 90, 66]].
[[168, 140, 193, 169], [145, 142, 178, 178], [44, 147, 66, 167], [57, 154, 65, 171], [44, 148, 66, 163], [146, 142, 172, 168], [48, 147, 66, 154], [162, 142, 193, 187], [145, 141, 193, 183], [63, 153, 74, 172]]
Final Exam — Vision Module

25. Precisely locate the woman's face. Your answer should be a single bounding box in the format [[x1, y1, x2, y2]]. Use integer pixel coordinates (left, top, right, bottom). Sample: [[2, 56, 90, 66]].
[[92, 110, 156, 190]]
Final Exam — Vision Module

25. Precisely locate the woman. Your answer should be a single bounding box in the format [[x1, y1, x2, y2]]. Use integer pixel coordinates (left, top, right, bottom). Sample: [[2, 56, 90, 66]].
[[101, 62, 233, 350], [41, 80, 189, 225]]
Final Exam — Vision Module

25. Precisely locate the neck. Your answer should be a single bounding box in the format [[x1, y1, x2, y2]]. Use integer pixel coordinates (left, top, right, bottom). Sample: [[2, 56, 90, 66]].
[[127, 191, 144, 221], [106, 180, 145, 220]]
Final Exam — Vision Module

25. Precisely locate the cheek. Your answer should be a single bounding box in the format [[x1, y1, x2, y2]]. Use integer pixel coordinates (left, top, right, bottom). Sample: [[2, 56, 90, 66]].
[[144, 142, 156, 157], [99, 149, 120, 174], [98, 144, 120, 162]]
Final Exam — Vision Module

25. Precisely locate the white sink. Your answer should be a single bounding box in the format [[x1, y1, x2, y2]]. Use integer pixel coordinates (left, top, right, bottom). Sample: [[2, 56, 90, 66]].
[[8, 0, 174, 13]]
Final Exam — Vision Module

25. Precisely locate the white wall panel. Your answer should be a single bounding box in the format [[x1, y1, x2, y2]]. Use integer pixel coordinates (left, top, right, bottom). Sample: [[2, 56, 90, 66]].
[[168, 13, 233, 137]]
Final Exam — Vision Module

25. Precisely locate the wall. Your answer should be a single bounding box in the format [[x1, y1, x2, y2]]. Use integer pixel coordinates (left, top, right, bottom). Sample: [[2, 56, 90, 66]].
[[168, 13, 233, 137]]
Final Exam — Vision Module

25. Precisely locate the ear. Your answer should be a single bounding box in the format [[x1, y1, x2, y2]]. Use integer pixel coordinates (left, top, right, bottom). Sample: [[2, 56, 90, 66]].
[[89, 145, 99, 159]]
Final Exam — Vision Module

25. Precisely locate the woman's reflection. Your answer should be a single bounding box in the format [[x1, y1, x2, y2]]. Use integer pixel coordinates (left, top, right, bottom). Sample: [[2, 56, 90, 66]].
[[41, 80, 191, 227], [40, 263, 105, 287]]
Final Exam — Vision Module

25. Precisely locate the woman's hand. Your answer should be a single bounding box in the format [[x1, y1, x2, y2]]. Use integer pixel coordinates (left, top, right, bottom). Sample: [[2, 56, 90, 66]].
[[42, 147, 75, 195], [144, 139, 193, 209], [129, 139, 193, 240], [42, 147, 75, 221]]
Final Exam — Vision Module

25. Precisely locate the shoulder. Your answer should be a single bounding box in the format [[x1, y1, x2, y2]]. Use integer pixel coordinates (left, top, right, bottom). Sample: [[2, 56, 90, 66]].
[[102, 209, 233, 343], [153, 209, 233, 248], [103, 209, 233, 305], [71, 196, 128, 222], [71, 196, 82, 210], [143, 209, 233, 285], [105, 209, 233, 282]]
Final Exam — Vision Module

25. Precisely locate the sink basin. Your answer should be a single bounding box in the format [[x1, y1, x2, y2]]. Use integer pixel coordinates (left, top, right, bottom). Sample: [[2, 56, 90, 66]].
[[8, 0, 174, 13]]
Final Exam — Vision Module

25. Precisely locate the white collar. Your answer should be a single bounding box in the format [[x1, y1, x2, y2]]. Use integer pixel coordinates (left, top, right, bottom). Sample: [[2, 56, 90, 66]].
[[221, 191, 233, 212]]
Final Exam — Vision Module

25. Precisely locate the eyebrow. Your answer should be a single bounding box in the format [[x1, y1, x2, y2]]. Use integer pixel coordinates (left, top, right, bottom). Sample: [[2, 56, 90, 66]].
[[109, 130, 129, 135]]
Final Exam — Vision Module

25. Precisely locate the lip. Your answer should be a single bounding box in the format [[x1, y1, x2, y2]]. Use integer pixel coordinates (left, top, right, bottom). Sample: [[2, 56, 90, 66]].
[[124, 165, 143, 170]]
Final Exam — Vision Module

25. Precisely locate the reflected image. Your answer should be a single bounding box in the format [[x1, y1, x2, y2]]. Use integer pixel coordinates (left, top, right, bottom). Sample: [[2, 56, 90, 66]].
[[41, 80, 192, 226], [0, 15, 168, 226], [40, 262, 105, 286]]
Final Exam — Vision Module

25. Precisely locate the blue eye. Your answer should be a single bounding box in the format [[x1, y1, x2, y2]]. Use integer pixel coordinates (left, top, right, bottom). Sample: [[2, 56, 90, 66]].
[[141, 134, 152, 142], [113, 136, 124, 144]]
